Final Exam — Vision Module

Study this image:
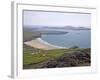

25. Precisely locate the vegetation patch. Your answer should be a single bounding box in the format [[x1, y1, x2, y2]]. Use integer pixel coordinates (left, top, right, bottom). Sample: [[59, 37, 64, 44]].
[[23, 44, 91, 69]]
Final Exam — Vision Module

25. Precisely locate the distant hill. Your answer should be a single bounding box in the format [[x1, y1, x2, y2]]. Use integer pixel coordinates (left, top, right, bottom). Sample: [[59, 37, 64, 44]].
[[24, 25, 90, 30], [63, 26, 90, 30]]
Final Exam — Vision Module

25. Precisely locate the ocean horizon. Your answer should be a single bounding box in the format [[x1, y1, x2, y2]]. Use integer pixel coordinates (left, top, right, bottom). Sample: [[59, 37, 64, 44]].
[[29, 28, 91, 48]]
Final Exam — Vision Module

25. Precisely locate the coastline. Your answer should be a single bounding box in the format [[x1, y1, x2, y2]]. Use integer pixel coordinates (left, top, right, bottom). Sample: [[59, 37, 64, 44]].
[[24, 38, 65, 50]]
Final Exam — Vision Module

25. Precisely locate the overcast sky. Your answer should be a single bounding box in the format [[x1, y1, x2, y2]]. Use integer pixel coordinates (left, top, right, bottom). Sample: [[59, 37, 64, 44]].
[[23, 10, 91, 28]]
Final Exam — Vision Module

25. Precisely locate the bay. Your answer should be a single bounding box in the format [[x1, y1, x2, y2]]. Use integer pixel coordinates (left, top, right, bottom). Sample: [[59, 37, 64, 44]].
[[41, 30, 91, 48]]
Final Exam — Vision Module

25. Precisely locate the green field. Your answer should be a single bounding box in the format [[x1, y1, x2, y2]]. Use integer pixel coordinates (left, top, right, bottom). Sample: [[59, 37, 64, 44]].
[[23, 44, 91, 69]]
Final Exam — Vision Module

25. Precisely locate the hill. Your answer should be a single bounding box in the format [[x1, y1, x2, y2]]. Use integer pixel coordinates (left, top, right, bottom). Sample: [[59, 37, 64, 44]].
[[23, 44, 91, 69]]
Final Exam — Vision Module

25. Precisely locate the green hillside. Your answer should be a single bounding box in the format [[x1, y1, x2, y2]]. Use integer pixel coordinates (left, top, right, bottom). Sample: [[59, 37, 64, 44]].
[[23, 44, 90, 69]]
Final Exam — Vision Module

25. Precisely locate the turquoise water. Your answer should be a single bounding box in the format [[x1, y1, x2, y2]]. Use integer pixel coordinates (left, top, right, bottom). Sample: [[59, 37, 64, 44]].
[[41, 30, 90, 48]]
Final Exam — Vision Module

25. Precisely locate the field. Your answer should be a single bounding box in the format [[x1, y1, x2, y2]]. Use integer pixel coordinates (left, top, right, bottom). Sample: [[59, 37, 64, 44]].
[[23, 44, 90, 69]]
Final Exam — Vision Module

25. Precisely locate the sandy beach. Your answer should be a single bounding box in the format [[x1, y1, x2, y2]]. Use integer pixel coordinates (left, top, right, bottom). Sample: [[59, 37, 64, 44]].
[[24, 38, 65, 50]]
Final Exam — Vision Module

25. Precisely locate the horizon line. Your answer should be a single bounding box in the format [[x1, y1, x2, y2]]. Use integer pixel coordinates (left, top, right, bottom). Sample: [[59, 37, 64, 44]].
[[23, 25, 91, 28]]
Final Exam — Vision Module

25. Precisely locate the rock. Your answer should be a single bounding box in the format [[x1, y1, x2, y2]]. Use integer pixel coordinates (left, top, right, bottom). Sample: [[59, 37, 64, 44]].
[[70, 46, 79, 49]]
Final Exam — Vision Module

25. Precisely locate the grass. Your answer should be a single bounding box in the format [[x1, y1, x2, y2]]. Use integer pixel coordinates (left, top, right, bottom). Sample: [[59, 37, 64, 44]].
[[23, 44, 90, 69], [23, 45, 67, 65], [23, 31, 41, 42], [23, 53, 49, 65]]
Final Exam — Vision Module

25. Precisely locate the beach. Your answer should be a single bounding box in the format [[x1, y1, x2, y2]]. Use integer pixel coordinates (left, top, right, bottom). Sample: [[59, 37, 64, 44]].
[[24, 38, 65, 50]]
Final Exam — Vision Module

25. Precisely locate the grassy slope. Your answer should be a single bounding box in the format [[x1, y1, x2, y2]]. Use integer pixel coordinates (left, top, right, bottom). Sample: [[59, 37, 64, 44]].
[[23, 31, 41, 42], [23, 44, 67, 65], [23, 44, 91, 69]]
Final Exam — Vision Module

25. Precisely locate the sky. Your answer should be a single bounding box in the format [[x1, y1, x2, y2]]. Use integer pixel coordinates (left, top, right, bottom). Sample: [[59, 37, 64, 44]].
[[23, 10, 91, 28]]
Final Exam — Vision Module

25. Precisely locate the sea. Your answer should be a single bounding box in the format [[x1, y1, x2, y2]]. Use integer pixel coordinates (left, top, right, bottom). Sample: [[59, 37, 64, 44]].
[[32, 29, 91, 48]]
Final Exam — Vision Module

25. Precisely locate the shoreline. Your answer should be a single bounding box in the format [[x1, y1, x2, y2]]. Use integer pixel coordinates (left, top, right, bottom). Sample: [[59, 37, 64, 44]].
[[24, 38, 65, 50]]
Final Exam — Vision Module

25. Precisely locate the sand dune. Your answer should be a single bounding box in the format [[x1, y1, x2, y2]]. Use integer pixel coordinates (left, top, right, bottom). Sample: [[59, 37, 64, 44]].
[[24, 38, 65, 50]]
